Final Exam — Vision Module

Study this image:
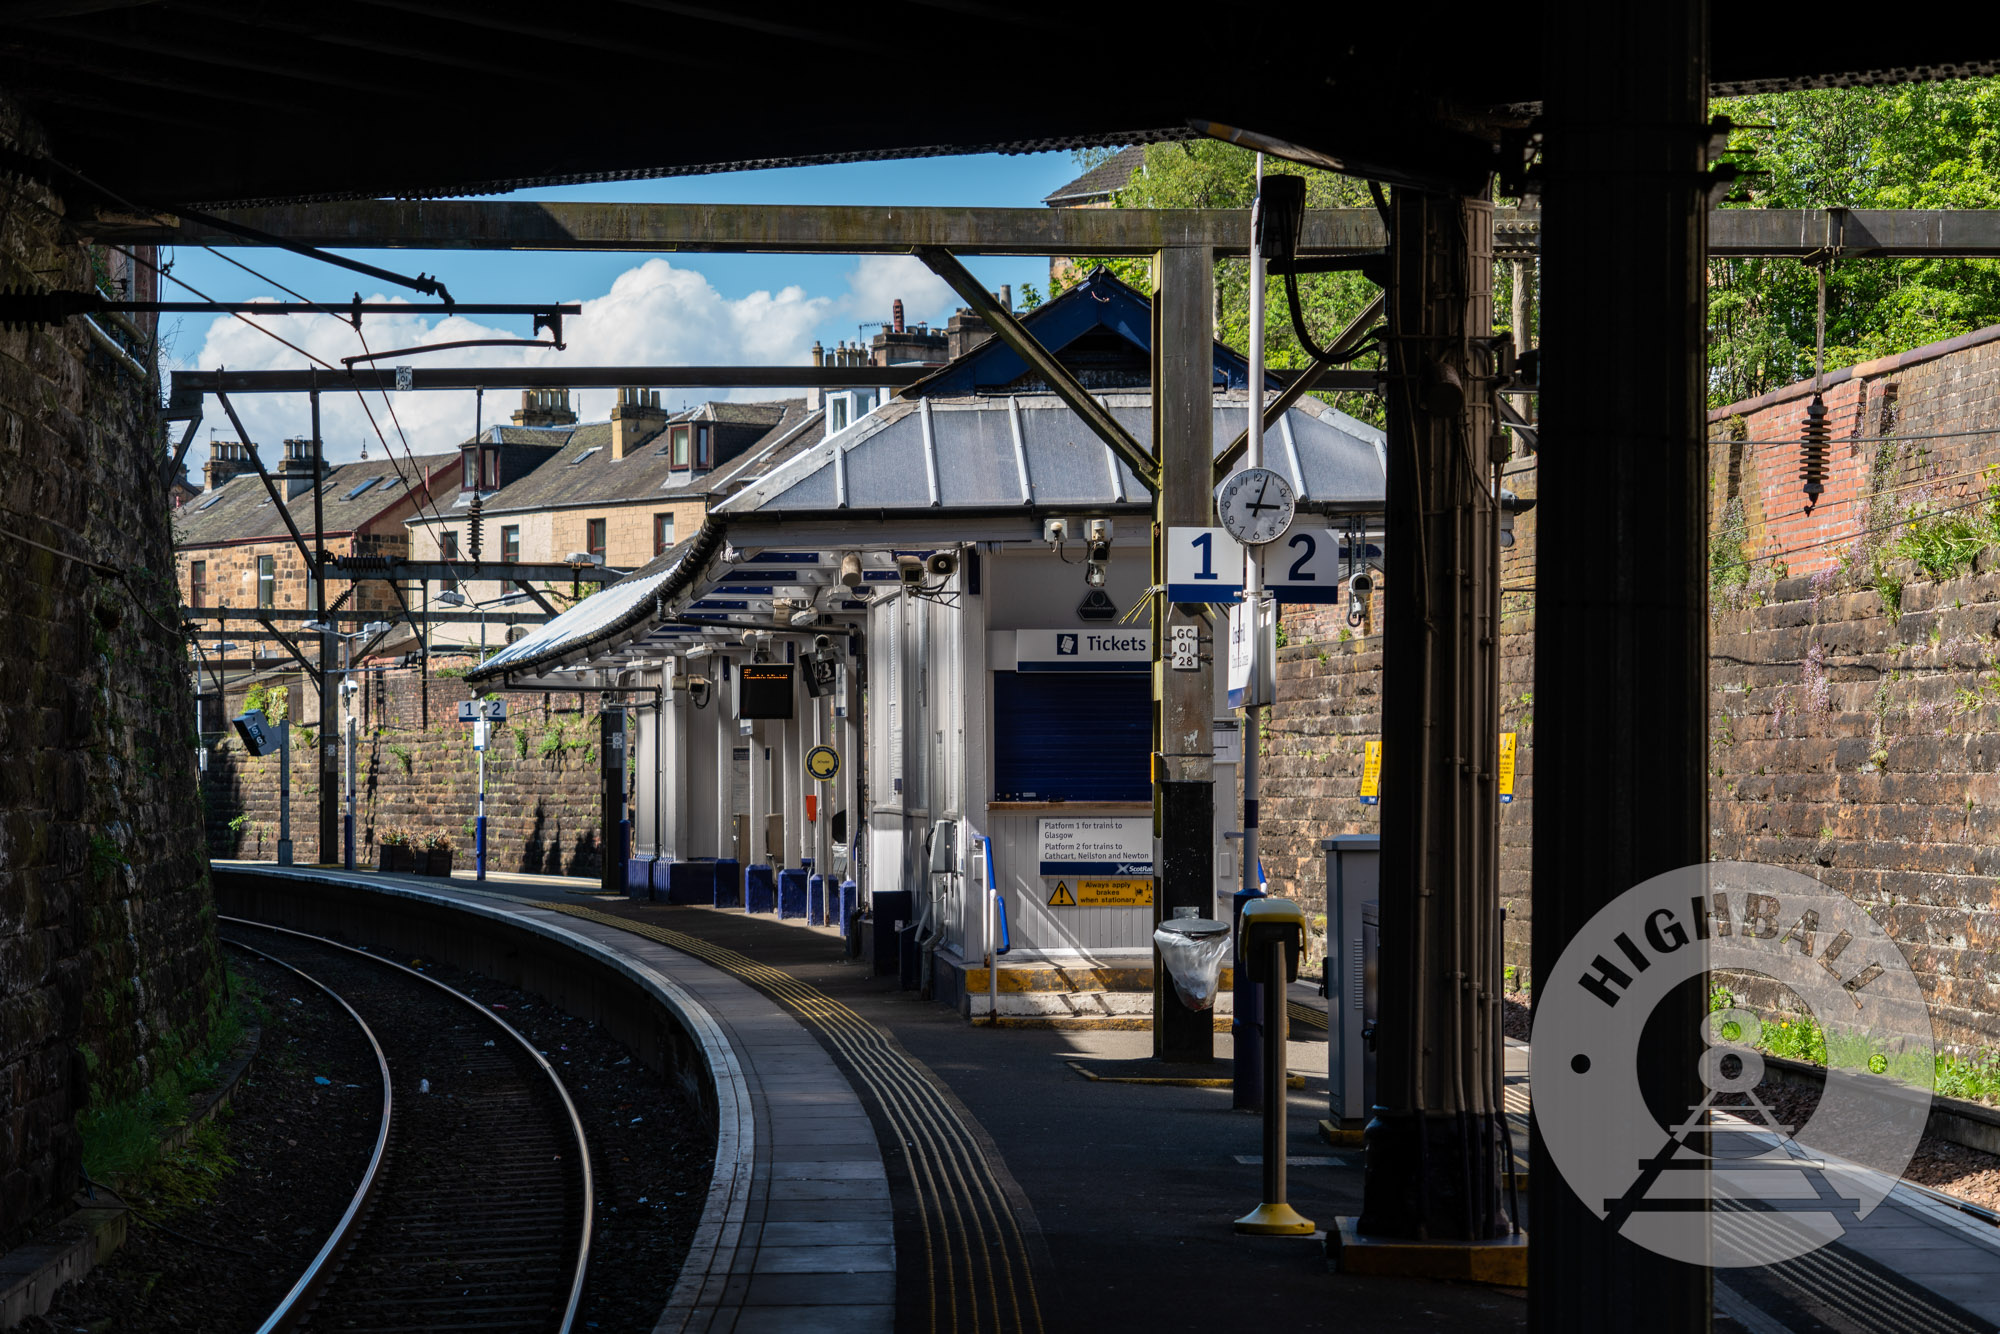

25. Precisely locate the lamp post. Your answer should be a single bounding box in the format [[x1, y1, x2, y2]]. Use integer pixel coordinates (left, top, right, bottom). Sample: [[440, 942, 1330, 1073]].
[[436, 589, 525, 879]]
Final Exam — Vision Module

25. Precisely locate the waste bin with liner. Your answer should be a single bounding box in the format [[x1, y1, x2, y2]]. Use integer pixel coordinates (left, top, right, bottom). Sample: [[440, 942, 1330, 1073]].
[[1153, 915, 1232, 1012]]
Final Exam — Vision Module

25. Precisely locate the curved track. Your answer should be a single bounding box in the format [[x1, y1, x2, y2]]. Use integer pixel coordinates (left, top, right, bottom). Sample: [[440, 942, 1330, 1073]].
[[222, 917, 593, 1334]]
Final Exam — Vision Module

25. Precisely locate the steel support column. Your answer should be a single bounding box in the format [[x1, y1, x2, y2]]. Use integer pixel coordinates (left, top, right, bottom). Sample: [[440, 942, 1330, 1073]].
[[1531, 2, 1712, 1328], [1152, 244, 1216, 1063], [1357, 187, 1508, 1241]]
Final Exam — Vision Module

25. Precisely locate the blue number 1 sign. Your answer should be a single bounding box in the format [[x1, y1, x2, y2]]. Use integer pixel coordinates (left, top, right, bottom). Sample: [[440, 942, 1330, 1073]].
[[1165, 527, 1245, 604]]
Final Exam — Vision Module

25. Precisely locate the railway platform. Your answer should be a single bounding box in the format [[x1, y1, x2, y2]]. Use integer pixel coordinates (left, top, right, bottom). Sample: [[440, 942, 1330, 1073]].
[[210, 862, 2000, 1334]]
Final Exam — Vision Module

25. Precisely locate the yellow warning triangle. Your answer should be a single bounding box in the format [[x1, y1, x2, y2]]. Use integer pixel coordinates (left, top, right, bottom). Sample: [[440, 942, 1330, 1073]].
[[1048, 881, 1076, 907]]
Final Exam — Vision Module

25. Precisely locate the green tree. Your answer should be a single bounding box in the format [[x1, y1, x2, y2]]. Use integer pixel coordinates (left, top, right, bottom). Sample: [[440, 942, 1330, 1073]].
[[1066, 141, 1542, 429], [1064, 141, 1392, 426], [1709, 79, 2000, 408]]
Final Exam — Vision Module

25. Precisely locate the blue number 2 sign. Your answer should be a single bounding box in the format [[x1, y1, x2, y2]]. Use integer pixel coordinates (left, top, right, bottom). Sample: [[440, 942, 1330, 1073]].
[[1165, 527, 1245, 603]]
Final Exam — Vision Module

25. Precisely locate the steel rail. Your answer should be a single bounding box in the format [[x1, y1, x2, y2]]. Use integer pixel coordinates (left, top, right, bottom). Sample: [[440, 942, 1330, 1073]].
[[220, 936, 394, 1334], [220, 915, 595, 1334]]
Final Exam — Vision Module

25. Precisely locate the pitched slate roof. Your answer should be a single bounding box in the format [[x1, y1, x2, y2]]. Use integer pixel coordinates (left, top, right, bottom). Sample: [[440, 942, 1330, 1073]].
[[176, 452, 460, 547], [1042, 145, 1147, 207], [715, 391, 1384, 520], [460, 399, 809, 515]]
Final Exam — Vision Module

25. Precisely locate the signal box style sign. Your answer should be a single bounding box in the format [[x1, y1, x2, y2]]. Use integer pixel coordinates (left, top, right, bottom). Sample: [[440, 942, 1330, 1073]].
[[1038, 816, 1153, 877], [736, 662, 796, 720], [1165, 526, 1245, 604], [805, 745, 841, 782], [1015, 629, 1150, 672], [1047, 877, 1154, 908]]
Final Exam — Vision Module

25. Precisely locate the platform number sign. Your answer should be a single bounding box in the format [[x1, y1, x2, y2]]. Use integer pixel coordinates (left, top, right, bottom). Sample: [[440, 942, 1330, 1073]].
[[1259, 527, 1346, 604], [1165, 526, 1245, 604], [1169, 624, 1200, 671]]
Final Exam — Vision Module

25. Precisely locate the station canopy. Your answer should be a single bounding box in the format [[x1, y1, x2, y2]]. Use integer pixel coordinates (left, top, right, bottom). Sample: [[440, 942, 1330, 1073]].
[[467, 390, 1385, 691]]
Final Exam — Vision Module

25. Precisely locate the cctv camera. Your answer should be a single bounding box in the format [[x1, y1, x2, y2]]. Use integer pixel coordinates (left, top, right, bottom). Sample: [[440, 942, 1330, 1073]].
[[896, 555, 925, 585], [925, 551, 958, 580], [1087, 518, 1113, 543]]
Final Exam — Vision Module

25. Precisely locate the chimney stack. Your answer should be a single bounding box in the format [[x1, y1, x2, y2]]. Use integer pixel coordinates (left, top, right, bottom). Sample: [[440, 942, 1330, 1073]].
[[512, 388, 578, 428], [1000, 285, 1013, 313], [893, 299, 905, 333], [279, 437, 325, 498], [610, 386, 669, 460], [203, 439, 255, 492]]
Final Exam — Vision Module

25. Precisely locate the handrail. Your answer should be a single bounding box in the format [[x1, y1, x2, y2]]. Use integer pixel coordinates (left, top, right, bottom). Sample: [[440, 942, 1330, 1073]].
[[985, 836, 1010, 956], [223, 917, 595, 1334]]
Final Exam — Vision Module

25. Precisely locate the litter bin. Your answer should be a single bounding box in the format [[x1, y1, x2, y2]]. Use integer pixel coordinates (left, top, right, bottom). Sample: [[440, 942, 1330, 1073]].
[[1153, 917, 1232, 1012]]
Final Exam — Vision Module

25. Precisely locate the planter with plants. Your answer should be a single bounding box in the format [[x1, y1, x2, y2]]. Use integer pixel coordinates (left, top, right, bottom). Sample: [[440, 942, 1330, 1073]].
[[423, 832, 456, 877], [378, 828, 413, 874]]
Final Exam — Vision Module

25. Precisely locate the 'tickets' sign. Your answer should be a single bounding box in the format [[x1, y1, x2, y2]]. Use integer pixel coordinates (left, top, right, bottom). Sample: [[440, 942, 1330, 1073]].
[[1015, 629, 1150, 673], [1037, 816, 1153, 876]]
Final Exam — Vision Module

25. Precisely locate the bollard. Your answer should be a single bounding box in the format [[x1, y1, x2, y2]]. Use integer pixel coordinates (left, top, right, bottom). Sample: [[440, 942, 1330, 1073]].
[[807, 873, 827, 925], [745, 864, 777, 914], [1235, 896, 1314, 1236], [777, 867, 809, 918], [713, 858, 743, 909]]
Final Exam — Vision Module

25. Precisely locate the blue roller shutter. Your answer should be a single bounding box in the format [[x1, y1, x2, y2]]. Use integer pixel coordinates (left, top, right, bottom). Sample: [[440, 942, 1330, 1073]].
[[992, 671, 1151, 802]]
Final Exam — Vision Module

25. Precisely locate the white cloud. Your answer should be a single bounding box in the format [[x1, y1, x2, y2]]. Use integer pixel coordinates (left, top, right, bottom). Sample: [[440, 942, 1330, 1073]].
[[172, 259, 833, 465], [841, 255, 958, 333]]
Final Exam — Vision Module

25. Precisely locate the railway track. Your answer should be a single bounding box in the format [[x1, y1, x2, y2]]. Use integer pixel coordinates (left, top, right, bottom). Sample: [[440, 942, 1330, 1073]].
[[221, 917, 593, 1334]]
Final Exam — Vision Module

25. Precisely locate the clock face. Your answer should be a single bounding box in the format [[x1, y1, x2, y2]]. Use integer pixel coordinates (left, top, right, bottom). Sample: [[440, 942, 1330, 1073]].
[[1216, 467, 1297, 546]]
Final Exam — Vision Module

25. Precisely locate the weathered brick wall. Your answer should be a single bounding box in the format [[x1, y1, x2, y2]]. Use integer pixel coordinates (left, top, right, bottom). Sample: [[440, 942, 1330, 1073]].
[[0, 102, 219, 1245], [202, 668, 613, 876], [1710, 558, 2000, 1050]]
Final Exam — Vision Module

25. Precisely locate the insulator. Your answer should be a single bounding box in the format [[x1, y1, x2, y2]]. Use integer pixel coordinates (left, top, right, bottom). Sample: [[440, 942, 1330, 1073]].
[[1800, 392, 1829, 501], [467, 491, 483, 562]]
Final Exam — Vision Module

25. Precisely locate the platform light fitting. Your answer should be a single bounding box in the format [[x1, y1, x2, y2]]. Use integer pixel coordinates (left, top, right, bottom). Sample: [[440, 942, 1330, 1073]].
[[839, 553, 864, 588]]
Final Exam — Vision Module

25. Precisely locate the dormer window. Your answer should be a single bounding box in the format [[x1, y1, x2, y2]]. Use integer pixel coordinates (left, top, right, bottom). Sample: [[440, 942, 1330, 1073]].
[[671, 425, 690, 469], [695, 425, 711, 468], [462, 445, 500, 490], [829, 396, 850, 433]]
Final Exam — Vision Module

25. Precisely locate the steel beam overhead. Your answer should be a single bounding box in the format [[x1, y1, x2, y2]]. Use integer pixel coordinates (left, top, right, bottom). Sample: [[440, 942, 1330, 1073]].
[[92, 201, 1537, 258], [174, 365, 926, 395], [326, 559, 625, 584], [184, 608, 553, 626], [915, 245, 1158, 492], [97, 201, 2000, 260]]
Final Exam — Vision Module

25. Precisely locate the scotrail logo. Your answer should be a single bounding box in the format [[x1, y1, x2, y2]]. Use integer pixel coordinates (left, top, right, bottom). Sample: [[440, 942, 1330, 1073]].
[[1534, 863, 1933, 1268], [1057, 634, 1079, 656]]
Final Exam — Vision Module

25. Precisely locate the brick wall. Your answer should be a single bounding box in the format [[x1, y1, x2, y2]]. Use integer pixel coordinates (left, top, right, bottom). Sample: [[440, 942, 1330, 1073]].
[[202, 668, 614, 877], [1259, 323, 2000, 1049], [0, 99, 219, 1245]]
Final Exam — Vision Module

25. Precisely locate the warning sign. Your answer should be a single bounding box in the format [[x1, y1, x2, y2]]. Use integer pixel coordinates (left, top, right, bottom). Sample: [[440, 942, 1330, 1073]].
[[1360, 739, 1383, 805], [1498, 732, 1516, 804], [1047, 878, 1153, 907]]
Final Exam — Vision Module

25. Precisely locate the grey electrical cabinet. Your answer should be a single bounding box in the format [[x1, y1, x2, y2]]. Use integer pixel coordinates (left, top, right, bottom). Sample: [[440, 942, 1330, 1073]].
[[1322, 836, 1380, 1130]]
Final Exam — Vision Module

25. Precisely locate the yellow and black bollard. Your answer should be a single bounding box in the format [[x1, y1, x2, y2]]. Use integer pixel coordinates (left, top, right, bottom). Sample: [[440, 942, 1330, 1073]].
[[1234, 897, 1314, 1236]]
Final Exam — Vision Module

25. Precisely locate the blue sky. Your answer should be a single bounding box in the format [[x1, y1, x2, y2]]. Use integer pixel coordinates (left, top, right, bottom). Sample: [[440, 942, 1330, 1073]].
[[167, 152, 1098, 460]]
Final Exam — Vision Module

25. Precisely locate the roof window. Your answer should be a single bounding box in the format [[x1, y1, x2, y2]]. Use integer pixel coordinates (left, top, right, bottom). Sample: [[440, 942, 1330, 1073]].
[[343, 476, 381, 500], [195, 494, 223, 511]]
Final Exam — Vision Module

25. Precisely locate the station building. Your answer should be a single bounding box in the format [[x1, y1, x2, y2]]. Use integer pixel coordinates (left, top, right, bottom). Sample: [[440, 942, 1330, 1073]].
[[469, 269, 1387, 1020]]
